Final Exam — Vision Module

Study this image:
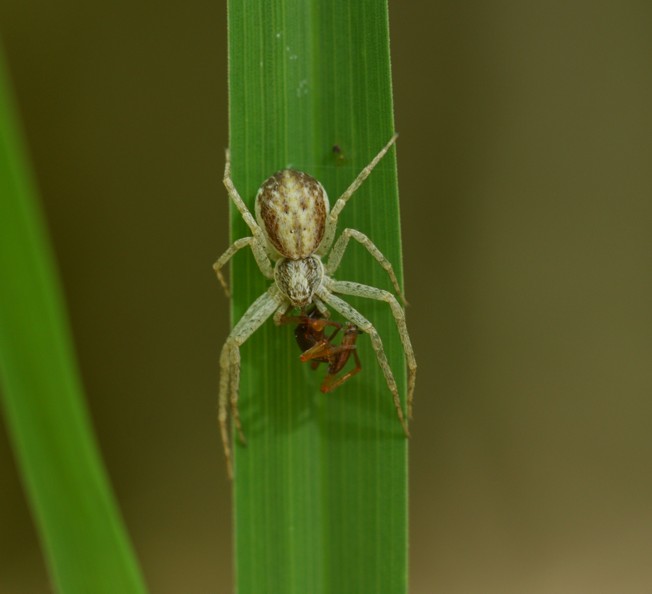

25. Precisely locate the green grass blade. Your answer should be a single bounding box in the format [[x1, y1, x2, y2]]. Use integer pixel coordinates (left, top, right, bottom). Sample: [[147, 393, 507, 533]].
[[226, 1, 408, 592], [0, 47, 148, 594]]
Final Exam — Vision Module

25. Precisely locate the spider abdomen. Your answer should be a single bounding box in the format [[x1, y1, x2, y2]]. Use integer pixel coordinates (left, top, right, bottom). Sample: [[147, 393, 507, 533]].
[[255, 169, 329, 260]]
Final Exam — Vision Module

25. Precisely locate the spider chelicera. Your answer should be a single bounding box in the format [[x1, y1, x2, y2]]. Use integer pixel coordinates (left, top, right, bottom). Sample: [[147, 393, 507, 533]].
[[280, 307, 362, 393], [214, 134, 416, 477]]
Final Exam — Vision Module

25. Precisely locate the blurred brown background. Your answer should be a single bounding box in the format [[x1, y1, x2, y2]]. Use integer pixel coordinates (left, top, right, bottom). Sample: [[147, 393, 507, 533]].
[[2, 1, 652, 592]]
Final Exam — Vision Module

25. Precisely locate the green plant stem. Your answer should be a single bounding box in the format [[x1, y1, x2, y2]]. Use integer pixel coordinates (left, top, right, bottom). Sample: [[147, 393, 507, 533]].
[[0, 46, 147, 594], [226, 1, 408, 593]]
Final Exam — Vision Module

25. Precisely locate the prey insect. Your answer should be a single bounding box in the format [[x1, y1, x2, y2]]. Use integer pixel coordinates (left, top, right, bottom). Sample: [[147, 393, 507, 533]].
[[280, 308, 362, 393], [214, 134, 416, 478]]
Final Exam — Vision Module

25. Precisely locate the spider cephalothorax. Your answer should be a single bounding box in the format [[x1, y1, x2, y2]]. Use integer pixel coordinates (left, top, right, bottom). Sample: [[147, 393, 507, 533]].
[[214, 135, 416, 478], [273, 257, 323, 307]]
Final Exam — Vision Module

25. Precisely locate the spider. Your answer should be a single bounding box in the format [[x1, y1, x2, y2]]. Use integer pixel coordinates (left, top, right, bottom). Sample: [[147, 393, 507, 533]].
[[214, 134, 416, 478], [280, 307, 362, 393]]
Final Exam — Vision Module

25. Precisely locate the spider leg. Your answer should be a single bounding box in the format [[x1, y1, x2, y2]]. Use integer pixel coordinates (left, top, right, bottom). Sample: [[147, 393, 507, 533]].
[[327, 279, 416, 419], [318, 134, 398, 255], [223, 148, 265, 238], [317, 287, 410, 436], [325, 228, 408, 305], [219, 287, 285, 478], [313, 296, 330, 317], [273, 303, 291, 326], [213, 236, 273, 298]]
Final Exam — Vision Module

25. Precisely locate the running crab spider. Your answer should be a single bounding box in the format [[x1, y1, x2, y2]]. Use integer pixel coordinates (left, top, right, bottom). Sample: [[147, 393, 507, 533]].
[[214, 134, 416, 478]]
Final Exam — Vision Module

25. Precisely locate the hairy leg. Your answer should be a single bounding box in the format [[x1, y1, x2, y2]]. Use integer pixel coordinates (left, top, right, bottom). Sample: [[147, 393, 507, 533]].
[[326, 228, 407, 304], [318, 134, 398, 255], [213, 236, 273, 298], [218, 287, 285, 478], [317, 287, 410, 435], [327, 279, 416, 418]]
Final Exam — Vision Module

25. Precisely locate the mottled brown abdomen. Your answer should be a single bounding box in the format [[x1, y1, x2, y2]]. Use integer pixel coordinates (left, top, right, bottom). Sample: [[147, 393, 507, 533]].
[[255, 169, 329, 260]]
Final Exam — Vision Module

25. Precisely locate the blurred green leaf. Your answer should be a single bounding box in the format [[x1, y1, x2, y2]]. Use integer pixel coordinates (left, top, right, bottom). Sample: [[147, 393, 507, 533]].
[[0, 46, 147, 594], [225, 1, 408, 592]]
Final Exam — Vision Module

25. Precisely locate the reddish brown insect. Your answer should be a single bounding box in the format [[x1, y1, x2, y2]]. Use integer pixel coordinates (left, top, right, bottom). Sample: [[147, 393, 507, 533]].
[[281, 308, 362, 392]]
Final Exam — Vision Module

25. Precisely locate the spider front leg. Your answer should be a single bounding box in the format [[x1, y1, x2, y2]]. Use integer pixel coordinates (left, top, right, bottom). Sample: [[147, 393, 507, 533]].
[[328, 279, 417, 418], [219, 287, 285, 478], [317, 288, 410, 436], [318, 134, 398, 255]]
